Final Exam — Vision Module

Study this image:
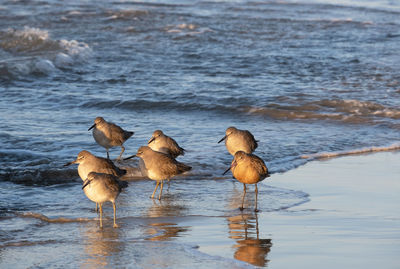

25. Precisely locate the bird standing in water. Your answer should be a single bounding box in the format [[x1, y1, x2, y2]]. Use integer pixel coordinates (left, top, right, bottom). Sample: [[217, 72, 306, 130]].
[[88, 117, 134, 160], [218, 126, 258, 156], [148, 130, 185, 158], [125, 146, 191, 200], [223, 151, 269, 212], [64, 150, 127, 211], [82, 172, 128, 228]]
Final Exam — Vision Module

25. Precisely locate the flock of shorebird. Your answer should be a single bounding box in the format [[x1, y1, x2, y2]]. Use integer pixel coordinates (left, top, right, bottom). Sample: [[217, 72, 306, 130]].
[[64, 117, 270, 228]]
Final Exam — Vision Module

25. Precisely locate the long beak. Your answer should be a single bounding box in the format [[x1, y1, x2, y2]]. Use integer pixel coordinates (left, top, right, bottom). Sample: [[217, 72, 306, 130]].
[[82, 179, 90, 190], [218, 135, 227, 144], [222, 160, 237, 175], [222, 166, 231, 175], [123, 155, 137, 160], [88, 123, 96, 131], [148, 137, 155, 144], [63, 160, 77, 167]]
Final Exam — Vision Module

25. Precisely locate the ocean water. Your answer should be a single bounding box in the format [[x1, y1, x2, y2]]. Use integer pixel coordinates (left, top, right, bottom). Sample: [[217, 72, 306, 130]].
[[1, 0, 399, 267]]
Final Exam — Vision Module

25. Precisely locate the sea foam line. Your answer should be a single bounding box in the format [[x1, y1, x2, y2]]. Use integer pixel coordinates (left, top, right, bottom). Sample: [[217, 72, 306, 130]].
[[301, 142, 400, 160]]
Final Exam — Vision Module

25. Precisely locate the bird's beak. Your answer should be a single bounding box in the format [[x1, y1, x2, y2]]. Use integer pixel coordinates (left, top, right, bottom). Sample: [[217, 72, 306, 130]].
[[124, 155, 137, 160], [148, 137, 155, 144], [63, 159, 77, 166], [218, 135, 227, 144], [88, 123, 96, 131], [222, 160, 237, 175], [82, 179, 90, 189], [222, 166, 231, 175]]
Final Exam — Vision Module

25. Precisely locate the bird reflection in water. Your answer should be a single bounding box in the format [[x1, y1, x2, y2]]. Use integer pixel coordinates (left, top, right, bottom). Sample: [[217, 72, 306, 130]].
[[227, 212, 272, 267], [81, 224, 123, 268], [144, 199, 189, 241]]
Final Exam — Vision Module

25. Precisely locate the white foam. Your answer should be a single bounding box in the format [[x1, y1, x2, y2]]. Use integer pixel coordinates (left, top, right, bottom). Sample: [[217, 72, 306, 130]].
[[301, 143, 400, 160], [35, 59, 56, 74], [1, 27, 92, 76], [54, 52, 74, 67]]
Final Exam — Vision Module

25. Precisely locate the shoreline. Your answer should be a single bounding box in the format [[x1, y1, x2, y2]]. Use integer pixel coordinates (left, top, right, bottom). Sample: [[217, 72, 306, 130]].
[[193, 151, 400, 268], [1, 151, 399, 268]]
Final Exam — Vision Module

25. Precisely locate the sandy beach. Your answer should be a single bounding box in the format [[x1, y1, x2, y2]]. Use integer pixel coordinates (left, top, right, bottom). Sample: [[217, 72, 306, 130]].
[[1, 151, 398, 268]]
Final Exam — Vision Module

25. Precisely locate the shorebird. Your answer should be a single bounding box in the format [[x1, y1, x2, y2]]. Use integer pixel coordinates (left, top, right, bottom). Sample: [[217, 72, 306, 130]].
[[223, 151, 269, 212], [124, 146, 191, 200], [218, 127, 258, 156], [88, 117, 134, 160], [148, 130, 185, 158], [82, 172, 128, 228], [64, 150, 126, 180], [64, 150, 127, 211]]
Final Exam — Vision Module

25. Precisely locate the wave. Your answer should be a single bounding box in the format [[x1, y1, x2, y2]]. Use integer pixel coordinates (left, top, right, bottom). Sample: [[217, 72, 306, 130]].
[[81, 97, 400, 126], [244, 99, 400, 124], [301, 142, 400, 160], [17, 212, 91, 223], [0, 27, 92, 79]]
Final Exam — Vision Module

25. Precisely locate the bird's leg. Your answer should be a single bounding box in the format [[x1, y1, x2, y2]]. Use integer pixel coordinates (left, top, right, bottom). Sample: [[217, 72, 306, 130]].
[[151, 181, 160, 199], [106, 149, 110, 159], [99, 203, 103, 228], [240, 183, 246, 211], [158, 180, 164, 200], [117, 146, 125, 161], [95, 202, 98, 213], [254, 184, 259, 212], [113, 202, 119, 228]]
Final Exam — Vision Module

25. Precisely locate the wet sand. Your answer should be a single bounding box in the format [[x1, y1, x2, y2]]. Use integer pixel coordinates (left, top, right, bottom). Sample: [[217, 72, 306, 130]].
[[1, 151, 399, 268]]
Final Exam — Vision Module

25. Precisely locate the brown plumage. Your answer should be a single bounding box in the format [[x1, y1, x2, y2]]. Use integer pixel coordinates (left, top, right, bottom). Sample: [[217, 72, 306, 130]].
[[88, 117, 134, 160], [64, 150, 126, 180], [64, 150, 127, 212], [223, 151, 269, 212], [218, 126, 258, 156], [82, 172, 128, 228], [148, 130, 185, 158], [125, 146, 191, 200]]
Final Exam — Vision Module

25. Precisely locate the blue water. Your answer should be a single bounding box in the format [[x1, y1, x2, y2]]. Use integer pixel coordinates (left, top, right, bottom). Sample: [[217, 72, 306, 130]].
[[0, 0, 399, 267]]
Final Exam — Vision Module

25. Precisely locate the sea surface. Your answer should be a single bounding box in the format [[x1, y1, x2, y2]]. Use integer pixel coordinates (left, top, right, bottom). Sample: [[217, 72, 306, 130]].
[[0, 0, 399, 267]]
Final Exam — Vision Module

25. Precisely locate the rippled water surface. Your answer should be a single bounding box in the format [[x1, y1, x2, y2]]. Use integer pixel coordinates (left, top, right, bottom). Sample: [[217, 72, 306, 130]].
[[1, 0, 399, 267]]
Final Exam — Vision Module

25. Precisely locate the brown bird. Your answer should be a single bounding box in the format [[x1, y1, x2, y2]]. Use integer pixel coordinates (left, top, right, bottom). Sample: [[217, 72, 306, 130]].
[[125, 146, 191, 200], [148, 130, 185, 158], [88, 117, 134, 160], [223, 151, 269, 212], [64, 150, 127, 211], [218, 127, 258, 156], [82, 172, 128, 228], [64, 150, 126, 180]]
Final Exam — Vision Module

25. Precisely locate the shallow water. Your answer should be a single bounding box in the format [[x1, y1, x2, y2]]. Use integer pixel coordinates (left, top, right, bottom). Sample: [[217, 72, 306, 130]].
[[1, 0, 399, 267]]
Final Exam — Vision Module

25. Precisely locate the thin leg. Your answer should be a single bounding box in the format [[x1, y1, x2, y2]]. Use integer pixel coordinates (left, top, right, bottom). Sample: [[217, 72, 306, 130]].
[[99, 203, 103, 228], [240, 183, 246, 211], [106, 149, 110, 159], [158, 180, 164, 200], [254, 184, 259, 212], [95, 202, 98, 212], [113, 202, 119, 228], [118, 146, 125, 161], [151, 181, 160, 199]]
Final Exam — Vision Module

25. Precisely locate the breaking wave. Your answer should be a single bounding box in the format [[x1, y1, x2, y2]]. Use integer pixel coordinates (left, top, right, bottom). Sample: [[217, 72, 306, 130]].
[[0, 26, 92, 79], [301, 142, 400, 160], [244, 99, 400, 124]]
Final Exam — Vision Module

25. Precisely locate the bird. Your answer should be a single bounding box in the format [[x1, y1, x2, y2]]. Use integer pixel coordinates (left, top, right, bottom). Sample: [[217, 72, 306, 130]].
[[223, 151, 269, 212], [64, 150, 126, 180], [82, 172, 128, 228], [64, 150, 127, 211], [147, 130, 185, 158], [218, 127, 258, 156], [88, 117, 134, 160], [124, 146, 191, 200]]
